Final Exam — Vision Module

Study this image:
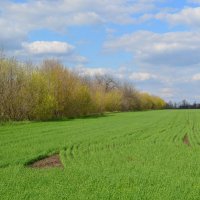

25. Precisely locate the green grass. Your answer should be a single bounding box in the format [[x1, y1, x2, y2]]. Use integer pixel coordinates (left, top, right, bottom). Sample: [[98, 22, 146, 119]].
[[1, 110, 200, 199]]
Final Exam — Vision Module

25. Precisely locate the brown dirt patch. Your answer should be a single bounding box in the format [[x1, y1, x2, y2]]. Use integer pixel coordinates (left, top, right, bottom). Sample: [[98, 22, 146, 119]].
[[183, 134, 191, 147], [28, 154, 63, 169]]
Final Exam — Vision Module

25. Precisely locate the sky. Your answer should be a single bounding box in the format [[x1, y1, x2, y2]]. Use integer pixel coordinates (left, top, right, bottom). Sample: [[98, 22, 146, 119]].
[[1, 0, 200, 102]]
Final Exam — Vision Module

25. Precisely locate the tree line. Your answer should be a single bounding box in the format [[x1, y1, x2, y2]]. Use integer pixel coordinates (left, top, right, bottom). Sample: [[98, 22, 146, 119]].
[[166, 100, 200, 109], [0, 56, 166, 121]]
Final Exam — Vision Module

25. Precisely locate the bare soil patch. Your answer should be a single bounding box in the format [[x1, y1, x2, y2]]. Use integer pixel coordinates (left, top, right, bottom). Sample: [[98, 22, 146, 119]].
[[28, 154, 63, 169], [183, 134, 191, 147]]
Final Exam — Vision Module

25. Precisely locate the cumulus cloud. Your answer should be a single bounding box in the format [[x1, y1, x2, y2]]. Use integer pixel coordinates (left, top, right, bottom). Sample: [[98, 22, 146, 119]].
[[1, 0, 200, 102], [22, 41, 74, 55], [12, 41, 87, 65], [129, 72, 156, 81], [104, 31, 200, 67], [157, 7, 200, 28], [0, 0, 159, 32], [159, 88, 174, 98], [0, 0, 161, 55]]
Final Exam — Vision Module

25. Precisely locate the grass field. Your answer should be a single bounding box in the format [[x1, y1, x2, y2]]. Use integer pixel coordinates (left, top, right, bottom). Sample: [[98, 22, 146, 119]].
[[1, 110, 200, 200]]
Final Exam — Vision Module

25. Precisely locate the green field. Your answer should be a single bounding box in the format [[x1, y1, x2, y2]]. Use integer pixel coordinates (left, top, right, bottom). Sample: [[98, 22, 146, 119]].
[[1, 110, 200, 199]]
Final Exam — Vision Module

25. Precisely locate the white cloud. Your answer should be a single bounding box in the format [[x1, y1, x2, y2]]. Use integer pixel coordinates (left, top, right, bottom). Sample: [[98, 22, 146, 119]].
[[129, 72, 156, 81], [72, 64, 200, 102], [22, 41, 74, 55], [1, 0, 158, 30], [192, 73, 200, 81], [13, 41, 87, 65], [159, 88, 174, 98], [0, 18, 27, 49], [0, 0, 161, 53], [75, 66, 109, 76], [1, 0, 200, 102], [75, 66, 159, 83], [104, 31, 200, 67], [157, 7, 200, 28], [188, 0, 200, 4]]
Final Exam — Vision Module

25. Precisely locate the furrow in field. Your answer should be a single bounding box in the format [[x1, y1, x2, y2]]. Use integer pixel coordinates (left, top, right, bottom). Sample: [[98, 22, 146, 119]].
[[195, 114, 200, 145], [185, 111, 198, 147], [148, 112, 179, 145]]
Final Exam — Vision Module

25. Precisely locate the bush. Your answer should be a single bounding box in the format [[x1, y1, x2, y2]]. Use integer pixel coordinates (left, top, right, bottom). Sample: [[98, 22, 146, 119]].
[[0, 56, 166, 121]]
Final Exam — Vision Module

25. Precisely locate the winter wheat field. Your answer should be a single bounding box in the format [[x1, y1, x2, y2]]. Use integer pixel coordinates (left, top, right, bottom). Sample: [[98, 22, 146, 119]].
[[1, 110, 200, 200]]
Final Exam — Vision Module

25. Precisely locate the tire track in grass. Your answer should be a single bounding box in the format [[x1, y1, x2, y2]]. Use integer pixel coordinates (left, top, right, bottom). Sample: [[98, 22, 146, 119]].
[[134, 113, 170, 144], [195, 112, 200, 146], [177, 110, 198, 147], [163, 111, 187, 146], [173, 125, 187, 145], [63, 137, 136, 163], [163, 112, 181, 142], [173, 111, 191, 147], [152, 111, 188, 146], [186, 111, 198, 147], [149, 112, 178, 145], [171, 119, 184, 144], [24, 142, 83, 169], [190, 111, 200, 147], [4, 111, 200, 171]]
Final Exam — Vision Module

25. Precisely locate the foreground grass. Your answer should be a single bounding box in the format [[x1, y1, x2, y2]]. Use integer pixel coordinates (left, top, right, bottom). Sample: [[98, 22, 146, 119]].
[[1, 110, 200, 199]]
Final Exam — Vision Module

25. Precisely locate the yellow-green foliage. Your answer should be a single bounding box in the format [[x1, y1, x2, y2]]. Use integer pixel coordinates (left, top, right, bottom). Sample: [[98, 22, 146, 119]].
[[105, 90, 122, 111], [0, 56, 166, 121], [91, 88, 106, 113], [140, 93, 166, 110], [28, 72, 56, 120]]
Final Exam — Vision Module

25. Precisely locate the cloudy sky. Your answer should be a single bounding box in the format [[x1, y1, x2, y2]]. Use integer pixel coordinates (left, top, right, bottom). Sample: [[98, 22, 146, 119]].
[[1, 0, 200, 102]]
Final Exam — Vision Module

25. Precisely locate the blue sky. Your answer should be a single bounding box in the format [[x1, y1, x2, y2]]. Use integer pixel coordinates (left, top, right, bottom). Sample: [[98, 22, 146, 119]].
[[1, 0, 200, 102]]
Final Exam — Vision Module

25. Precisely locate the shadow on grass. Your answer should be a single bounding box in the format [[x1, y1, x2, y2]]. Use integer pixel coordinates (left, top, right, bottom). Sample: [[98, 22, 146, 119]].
[[0, 112, 117, 125], [43, 113, 114, 123]]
